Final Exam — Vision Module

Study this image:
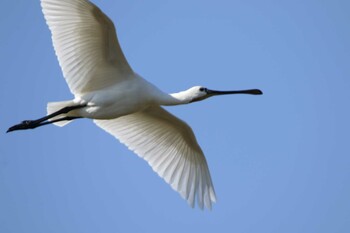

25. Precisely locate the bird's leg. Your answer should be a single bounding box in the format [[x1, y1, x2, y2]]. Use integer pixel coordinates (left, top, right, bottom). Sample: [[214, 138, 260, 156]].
[[32, 116, 83, 127], [7, 105, 86, 133]]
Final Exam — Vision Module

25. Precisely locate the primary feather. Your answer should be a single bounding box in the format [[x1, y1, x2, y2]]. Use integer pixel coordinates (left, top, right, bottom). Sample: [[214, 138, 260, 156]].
[[41, 0, 133, 95], [94, 106, 216, 209]]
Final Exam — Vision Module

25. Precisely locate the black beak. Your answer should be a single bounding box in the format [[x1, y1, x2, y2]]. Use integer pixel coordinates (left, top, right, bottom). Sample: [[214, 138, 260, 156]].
[[206, 89, 263, 95]]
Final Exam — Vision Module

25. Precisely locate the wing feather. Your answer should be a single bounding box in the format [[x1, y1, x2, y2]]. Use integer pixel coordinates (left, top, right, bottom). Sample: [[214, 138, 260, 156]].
[[41, 0, 133, 94], [94, 106, 216, 209]]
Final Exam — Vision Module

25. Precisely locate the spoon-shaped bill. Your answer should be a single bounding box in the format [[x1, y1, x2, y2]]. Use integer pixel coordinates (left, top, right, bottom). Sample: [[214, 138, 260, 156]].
[[207, 89, 263, 95]]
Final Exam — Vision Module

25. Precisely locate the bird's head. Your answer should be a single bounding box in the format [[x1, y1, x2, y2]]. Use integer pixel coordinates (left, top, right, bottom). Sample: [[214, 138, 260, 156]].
[[186, 86, 263, 103]]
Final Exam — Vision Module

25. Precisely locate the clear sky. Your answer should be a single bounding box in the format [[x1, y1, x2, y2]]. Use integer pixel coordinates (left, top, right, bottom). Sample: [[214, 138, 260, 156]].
[[1, 0, 350, 232]]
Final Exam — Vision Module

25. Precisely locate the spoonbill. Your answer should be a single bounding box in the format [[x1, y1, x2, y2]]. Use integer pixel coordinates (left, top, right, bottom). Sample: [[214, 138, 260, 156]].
[[7, 0, 263, 209]]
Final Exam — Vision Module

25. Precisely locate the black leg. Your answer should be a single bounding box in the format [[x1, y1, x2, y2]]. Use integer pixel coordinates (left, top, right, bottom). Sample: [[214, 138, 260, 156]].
[[34, 105, 86, 123], [7, 105, 86, 133], [35, 116, 83, 127]]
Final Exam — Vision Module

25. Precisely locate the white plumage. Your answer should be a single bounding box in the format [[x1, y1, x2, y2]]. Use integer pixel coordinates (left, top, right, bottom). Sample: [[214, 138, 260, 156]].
[[41, 0, 216, 209], [8, 0, 262, 210], [41, 0, 133, 94], [95, 106, 216, 209]]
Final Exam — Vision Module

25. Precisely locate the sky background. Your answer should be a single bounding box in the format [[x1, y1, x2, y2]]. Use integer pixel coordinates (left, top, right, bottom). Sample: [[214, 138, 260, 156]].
[[1, 0, 350, 232]]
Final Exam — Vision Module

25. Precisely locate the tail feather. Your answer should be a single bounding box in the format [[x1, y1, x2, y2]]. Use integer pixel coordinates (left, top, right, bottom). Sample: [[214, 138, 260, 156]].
[[47, 100, 75, 127]]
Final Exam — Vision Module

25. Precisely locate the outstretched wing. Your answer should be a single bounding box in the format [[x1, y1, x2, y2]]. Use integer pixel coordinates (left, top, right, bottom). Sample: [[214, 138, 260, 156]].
[[41, 0, 133, 95], [94, 106, 217, 209]]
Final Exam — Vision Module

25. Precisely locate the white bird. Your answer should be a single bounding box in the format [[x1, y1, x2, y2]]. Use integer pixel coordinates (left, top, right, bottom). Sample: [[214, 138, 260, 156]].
[[7, 0, 262, 209]]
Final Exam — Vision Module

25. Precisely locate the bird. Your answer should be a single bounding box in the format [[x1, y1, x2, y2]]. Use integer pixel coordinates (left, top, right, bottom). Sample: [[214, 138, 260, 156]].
[[7, 0, 263, 209]]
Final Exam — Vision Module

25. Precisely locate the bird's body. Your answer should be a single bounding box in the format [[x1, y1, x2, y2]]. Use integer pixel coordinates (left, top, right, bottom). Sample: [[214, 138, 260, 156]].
[[8, 0, 263, 209], [62, 74, 162, 120], [51, 74, 205, 122]]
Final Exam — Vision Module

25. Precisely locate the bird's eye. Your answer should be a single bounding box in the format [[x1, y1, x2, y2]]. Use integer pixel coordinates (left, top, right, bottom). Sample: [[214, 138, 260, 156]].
[[199, 87, 207, 92]]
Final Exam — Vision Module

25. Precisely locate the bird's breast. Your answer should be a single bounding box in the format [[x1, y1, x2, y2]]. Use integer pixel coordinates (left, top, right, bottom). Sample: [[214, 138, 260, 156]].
[[75, 80, 155, 120]]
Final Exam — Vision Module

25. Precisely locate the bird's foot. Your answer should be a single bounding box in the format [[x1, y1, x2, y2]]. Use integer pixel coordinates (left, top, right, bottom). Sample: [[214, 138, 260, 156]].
[[7, 120, 40, 133]]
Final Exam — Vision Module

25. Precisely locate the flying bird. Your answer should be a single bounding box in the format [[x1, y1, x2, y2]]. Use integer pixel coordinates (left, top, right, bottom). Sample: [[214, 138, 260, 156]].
[[7, 0, 263, 209]]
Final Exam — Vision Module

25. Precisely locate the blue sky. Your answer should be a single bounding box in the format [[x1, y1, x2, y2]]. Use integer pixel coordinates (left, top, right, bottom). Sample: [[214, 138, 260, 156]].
[[1, 0, 350, 232]]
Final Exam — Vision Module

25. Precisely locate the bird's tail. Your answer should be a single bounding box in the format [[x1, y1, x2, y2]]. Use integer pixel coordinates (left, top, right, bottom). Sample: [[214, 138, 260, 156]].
[[47, 100, 75, 127]]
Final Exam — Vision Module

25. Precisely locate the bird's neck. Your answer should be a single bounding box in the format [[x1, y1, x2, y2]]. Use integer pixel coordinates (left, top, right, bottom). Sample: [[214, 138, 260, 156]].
[[157, 91, 192, 106], [137, 76, 191, 106]]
